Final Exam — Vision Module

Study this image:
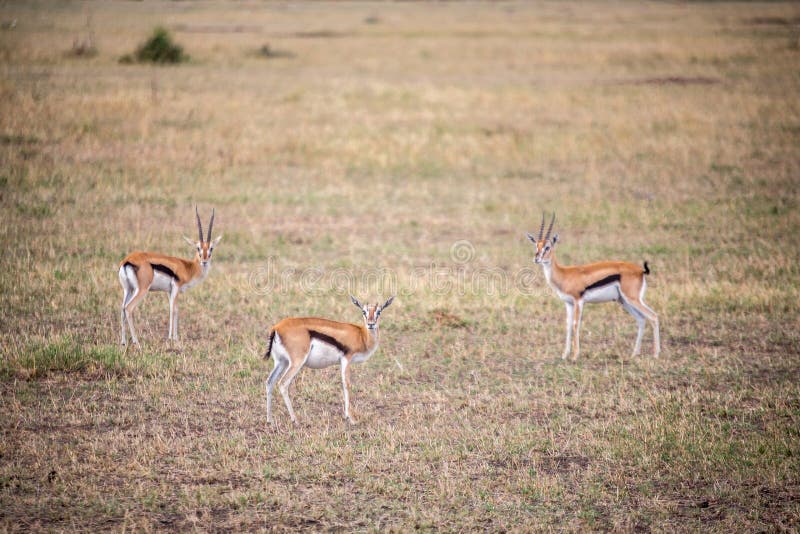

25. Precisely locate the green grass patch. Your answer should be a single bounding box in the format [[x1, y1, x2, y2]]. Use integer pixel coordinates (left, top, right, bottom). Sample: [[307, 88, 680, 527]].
[[0, 336, 126, 379], [0, 336, 173, 379]]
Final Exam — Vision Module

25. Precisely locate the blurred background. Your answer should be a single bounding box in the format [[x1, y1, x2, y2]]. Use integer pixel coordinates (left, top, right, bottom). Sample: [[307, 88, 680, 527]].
[[1, 1, 799, 530]]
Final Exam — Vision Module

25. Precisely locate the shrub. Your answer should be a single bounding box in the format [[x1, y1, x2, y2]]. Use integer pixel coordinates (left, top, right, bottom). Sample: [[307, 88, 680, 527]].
[[256, 43, 294, 59], [121, 26, 188, 64]]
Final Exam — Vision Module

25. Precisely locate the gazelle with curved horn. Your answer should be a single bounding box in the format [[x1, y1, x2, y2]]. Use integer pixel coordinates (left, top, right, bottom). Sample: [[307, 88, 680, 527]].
[[528, 212, 659, 359], [264, 295, 395, 425], [118, 207, 223, 344]]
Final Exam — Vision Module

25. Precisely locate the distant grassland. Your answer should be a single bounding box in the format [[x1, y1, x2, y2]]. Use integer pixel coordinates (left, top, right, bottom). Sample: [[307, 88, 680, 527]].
[[1, 1, 799, 530]]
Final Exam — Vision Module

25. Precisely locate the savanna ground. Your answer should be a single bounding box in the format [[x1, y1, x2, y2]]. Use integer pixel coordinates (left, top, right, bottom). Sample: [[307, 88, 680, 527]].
[[1, 0, 799, 530]]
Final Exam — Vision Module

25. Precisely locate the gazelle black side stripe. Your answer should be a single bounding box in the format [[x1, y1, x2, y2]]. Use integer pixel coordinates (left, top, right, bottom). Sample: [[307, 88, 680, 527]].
[[580, 274, 621, 296], [309, 330, 350, 355], [151, 263, 178, 280]]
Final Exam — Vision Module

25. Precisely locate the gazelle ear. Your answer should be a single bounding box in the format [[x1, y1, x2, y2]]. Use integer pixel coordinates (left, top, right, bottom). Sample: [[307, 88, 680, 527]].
[[211, 234, 223, 247], [183, 235, 197, 247], [551, 233, 559, 245], [350, 295, 363, 309], [381, 295, 395, 310], [526, 233, 537, 244]]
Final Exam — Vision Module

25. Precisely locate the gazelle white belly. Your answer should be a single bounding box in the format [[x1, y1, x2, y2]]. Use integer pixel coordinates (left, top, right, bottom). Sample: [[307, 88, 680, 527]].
[[305, 340, 344, 369], [150, 270, 175, 292], [582, 283, 621, 303]]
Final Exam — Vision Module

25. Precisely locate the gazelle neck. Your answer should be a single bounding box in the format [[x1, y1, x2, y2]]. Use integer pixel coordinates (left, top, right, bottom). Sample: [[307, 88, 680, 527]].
[[350, 325, 380, 363], [364, 326, 379, 347], [182, 258, 211, 291], [540, 253, 565, 290]]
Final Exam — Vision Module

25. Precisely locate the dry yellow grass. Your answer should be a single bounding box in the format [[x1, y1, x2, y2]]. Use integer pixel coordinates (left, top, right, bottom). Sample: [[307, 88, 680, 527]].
[[1, 0, 799, 530]]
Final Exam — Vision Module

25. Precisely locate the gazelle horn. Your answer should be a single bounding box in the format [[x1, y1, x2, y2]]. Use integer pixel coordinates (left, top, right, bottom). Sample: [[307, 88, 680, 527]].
[[195, 205, 204, 243], [545, 212, 556, 241], [537, 211, 546, 241], [207, 208, 215, 242]]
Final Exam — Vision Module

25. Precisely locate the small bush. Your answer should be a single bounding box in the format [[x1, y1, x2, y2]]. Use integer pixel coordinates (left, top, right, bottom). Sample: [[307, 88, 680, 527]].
[[122, 27, 188, 64], [255, 43, 294, 59]]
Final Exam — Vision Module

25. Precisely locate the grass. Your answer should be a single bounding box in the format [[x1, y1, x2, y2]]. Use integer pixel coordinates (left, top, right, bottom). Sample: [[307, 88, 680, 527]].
[[0, 335, 126, 379], [1, 0, 800, 530]]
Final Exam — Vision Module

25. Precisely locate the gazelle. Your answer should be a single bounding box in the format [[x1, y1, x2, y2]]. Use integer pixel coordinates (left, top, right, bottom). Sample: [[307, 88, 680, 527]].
[[118, 207, 222, 345], [264, 295, 395, 425], [528, 213, 660, 359]]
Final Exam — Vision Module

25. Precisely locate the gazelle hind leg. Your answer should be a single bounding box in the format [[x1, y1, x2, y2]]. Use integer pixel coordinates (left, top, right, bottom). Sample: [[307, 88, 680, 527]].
[[125, 265, 156, 346], [622, 296, 660, 358], [123, 289, 144, 345], [120, 266, 146, 345], [637, 279, 660, 357], [120, 295, 128, 345], [638, 300, 660, 357], [266, 356, 288, 424], [621, 300, 647, 356], [119, 267, 134, 345], [278, 353, 308, 424]]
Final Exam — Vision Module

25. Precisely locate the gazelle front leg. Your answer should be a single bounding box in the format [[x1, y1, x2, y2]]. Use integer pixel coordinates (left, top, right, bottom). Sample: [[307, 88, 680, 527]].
[[572, 299, 584, 360], [168, 284, 180, 341], [341, 357, 355, 424], [167, 284, 179, 340], [562, 301, 574, 359]]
